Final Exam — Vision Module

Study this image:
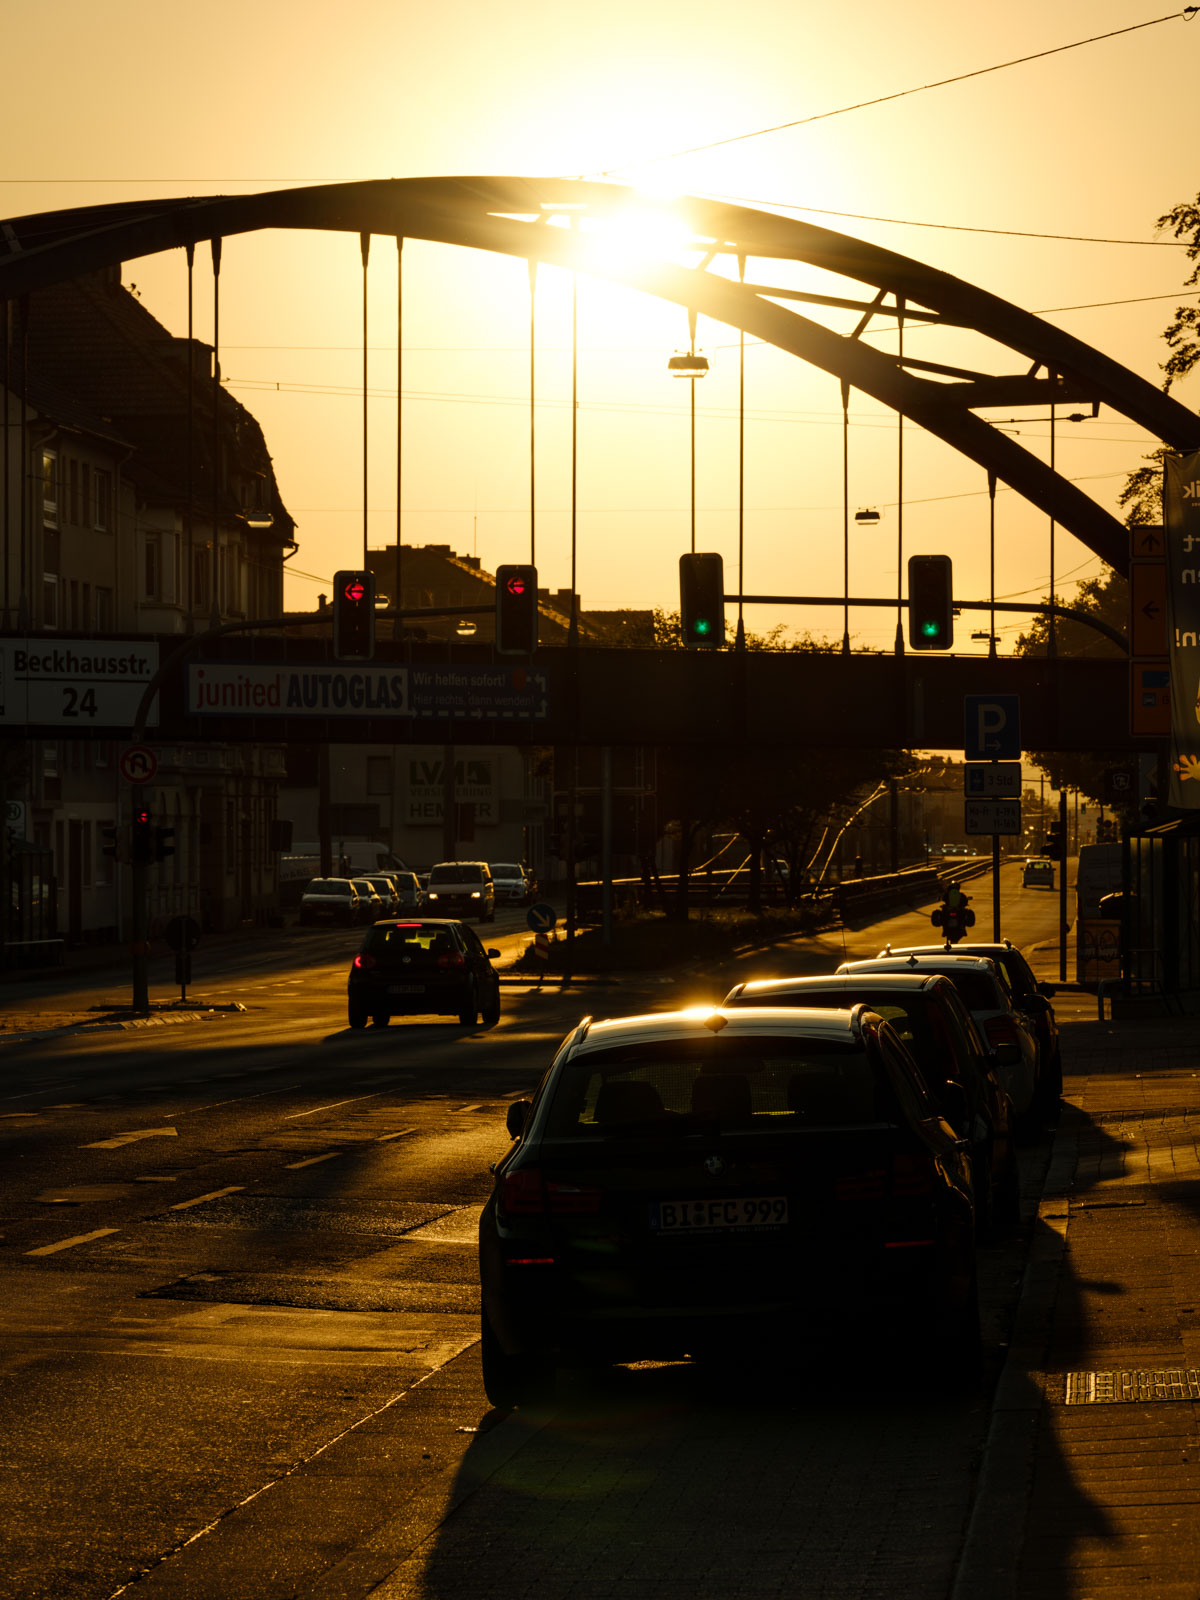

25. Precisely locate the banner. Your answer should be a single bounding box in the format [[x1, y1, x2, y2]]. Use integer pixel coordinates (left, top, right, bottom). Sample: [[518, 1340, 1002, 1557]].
[[1165, 449, 1200, 809], [404, 756, 497, 825], [187, 663, 546, 720]]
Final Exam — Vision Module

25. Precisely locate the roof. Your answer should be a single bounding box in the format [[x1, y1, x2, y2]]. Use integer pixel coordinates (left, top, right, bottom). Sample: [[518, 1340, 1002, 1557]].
[[732, 972, 946, 1000]]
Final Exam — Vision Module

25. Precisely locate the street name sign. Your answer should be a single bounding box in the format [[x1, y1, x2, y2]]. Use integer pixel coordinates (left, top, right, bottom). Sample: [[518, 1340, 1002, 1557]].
[[964, 762, 1022, 798], [963, 695, 1021, 760], [1, 638, 159, 727], [964, 799, 1022, 836]]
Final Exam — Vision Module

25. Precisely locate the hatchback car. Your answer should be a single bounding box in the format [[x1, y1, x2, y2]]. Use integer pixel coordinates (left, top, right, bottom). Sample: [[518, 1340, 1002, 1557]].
[[479, 1005, 978, 1410], [362, 874, 401, 916], [350, 877, 385, 923], [1022, 858, 1055, 889], [422, 861, 496, 922], [347, 918, 502, 1029], [298, 877, 362, 928], [391, 871, 423, 911], [839, 953, 1040, 1123], [883, 941, 1061, 1111], [723, 972, 1018, 1238]]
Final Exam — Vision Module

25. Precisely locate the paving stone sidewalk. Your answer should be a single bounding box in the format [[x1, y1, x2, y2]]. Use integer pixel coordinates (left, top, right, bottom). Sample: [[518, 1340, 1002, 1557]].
[[959, 997, 1200, 1600]]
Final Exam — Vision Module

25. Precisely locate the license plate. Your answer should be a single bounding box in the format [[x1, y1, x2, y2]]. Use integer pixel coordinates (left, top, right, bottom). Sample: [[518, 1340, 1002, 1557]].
[[650, 1196, 788, 1232], [388, 984, 426, 995]]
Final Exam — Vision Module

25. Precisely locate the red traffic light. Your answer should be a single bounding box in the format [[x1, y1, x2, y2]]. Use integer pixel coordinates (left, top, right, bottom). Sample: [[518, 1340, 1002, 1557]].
[[343, 578, 366, 603], [505, 576, 527, 597], [134, 808, 150, 825]]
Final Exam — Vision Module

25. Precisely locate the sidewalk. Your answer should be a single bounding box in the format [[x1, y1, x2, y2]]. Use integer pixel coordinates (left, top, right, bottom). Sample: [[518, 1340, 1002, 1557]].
[[955, 992, 1200, 1599]]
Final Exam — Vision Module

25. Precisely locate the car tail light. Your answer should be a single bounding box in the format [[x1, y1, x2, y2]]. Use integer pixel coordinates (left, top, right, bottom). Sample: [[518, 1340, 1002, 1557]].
[[352, 953, 376, 970], [545, 1181, 602, 1214], [437, 952, 466, 969], [501, 1168, 545, 1215], [889, 1151, 936, 1197], [835, 1168, 887, 1201], [985, 1015, 1020, 1049]]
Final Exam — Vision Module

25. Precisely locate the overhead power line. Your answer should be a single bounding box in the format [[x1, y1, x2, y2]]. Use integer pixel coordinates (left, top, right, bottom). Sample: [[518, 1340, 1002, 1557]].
[[594, 7, 1198, 177]]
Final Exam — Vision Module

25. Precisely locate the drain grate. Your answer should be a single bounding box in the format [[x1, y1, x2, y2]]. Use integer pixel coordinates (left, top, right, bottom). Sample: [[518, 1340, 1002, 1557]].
[[1065, 1368, 1200, 1405]]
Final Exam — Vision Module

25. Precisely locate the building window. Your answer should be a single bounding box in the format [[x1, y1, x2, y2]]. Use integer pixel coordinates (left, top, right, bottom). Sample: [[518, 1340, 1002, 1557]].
[[42, 574, 58, 630], [41, 450, 58, 528], [94, 469, 112, 531], [193, 548, 210, 611], [68, 459, 80, 525], [144, 538, 159, 600], [68, 579, 79, 629], [95, 587, 113, 630]]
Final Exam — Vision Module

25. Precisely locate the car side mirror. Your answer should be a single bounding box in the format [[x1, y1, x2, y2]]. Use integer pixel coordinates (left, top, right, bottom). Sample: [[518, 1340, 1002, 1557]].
[[1037, 982, 1057, 999], [487, 949, 501, 959], [505, 1100, 532, 1139]]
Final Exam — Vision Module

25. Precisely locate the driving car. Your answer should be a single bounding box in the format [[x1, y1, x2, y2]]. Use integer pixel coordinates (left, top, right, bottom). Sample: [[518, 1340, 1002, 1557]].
[[479, 1005, 978, 1410], [298, 877, 362, 928], [1022, 858, 1055, 889], [837, 953, 1041, 1124], [350, 877, 386, 924], [722, 972, 1018, 1238], [489, 862, 531, 907], [347, 917, 502, 1029], [422, 861, 496, 922], [391, 870, 423, 911], [882, 941, 1061, 1110]]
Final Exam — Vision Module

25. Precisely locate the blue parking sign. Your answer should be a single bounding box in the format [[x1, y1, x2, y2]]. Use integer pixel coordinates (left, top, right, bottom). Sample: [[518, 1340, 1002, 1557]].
[[964, 695, 1021, 760]]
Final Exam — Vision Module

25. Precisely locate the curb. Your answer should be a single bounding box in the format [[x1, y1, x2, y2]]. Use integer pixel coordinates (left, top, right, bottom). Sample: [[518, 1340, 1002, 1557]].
[[0, 1005, 244, 1050], [949, 1114, 1078, 1600]]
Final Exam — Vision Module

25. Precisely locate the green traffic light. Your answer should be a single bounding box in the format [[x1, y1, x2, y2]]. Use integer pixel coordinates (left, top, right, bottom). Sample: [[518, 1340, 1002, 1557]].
[[693, 618, 712, 637], [920, 620, 941, 638]]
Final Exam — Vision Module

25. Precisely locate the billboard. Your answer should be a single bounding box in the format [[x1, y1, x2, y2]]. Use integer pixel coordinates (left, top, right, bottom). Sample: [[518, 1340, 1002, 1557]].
[[1165, 450, 1200, 809]]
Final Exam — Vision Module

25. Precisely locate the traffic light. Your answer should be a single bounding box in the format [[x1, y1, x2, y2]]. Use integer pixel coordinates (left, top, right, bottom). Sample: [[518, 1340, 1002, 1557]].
[[154, 826, 176, 863], [679, 553, 724, 648], [495, 564, 538, 655], [332, 569, 375, 661], [131, 807, 153, 865], [907, 555, 954, 651]]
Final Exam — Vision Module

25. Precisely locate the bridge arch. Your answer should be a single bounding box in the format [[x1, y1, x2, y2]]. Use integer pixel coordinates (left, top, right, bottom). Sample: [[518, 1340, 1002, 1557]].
[[4, 175, 1197, 577]]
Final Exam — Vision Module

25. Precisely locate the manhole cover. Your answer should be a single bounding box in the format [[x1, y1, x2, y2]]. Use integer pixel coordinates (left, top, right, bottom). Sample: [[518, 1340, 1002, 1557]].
[[1065, 1368, 1200, 1405]]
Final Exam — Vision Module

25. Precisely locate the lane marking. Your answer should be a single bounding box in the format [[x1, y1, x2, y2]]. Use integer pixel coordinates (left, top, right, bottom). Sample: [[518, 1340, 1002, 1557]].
[[283, 1091, 386, 1121], [27, 1228, 119, 1257], [376, 1128, 417, 1142], [285, 1151, 343, 1169], [170, 1084, 301, 1116], [83, 1128, 178, 1150], [169, 1186, 245, 1211]]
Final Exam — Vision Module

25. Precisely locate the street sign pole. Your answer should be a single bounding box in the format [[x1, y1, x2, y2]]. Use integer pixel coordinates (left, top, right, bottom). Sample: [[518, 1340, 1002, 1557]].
[[1059, 787, 1069, 983], [993, 833, 1001, 941], [131, 782, 150, 1013]]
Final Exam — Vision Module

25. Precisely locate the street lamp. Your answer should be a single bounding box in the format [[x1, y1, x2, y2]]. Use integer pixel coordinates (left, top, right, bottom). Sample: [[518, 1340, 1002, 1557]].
[[668, 323, 709, 555]]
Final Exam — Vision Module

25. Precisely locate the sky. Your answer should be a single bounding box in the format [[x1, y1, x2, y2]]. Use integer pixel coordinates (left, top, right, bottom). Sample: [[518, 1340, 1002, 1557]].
[[5, 0, 1200, 653]]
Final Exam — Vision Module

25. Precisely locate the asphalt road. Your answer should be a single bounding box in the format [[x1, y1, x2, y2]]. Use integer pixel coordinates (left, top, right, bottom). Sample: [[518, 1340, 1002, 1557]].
[[0, 866, 1067, 1600]]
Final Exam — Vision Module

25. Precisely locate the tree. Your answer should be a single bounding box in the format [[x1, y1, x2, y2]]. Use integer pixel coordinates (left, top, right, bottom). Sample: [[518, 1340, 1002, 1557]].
[[1155, 194, 1200, 393]]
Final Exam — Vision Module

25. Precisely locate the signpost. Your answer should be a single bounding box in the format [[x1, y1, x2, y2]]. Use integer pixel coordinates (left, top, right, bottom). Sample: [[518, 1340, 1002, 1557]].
[[963, 695, 1021, 761], [964, 762, 1021, 798], [963, 695, 1022, 942], [964, 799, 1022, 835], [0, 638, 159, 727]]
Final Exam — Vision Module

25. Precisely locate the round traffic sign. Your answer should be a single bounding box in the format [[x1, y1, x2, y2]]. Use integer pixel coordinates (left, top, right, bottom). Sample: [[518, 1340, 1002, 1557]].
[[119, 744, 158, 784], [526, 901, 557, 933]]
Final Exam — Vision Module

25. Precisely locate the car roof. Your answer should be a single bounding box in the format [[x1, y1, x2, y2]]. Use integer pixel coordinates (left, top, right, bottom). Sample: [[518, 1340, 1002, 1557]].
[[731, 972, 945, 1001], [839, 954, 1001, 977], [882, 942, 1024, 963], [569, 1005, 869, 1057]]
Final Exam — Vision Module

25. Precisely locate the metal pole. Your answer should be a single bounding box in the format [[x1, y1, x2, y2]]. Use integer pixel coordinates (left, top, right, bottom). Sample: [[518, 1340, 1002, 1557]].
[[992, 832, 1001, 940], [894, 298, 905, 656], [361, 232, 370, 570], [131, 786, 150, 1012], [185, 244, 195, 630], [1058, 786, 1068, 982], [841, 378, 850, 655], [601, 745, 613, 946], [988, 472, 997, 660], [395, 236, 404, 639], [688, 307, 698, 556], [529, 259, 537, 567], [737, 254, 746, 647], [1048, 375, 1057, 660]]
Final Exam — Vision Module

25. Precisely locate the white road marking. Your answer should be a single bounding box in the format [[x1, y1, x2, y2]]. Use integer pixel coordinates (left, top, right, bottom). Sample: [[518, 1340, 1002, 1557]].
[[83, 1128, 179, 1150], [169, 1186, 245, 1211], [170, 1084, 301, 1116], [375, 1128, 417, 1141], [27, 1228, 119, 1257], [285, 1152, 343, 1169], [283, 1091, 386, 1120]]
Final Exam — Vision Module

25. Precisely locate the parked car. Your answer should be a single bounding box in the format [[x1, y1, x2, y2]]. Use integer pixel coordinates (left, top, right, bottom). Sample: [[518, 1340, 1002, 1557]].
[[298, 877, 363, 928], [489, 862, 531, 907], [391, 870, 423, 911], [351, 877, 386, 923], [422, 861, 496, 922], [838, 953, 1041, 1123], [347, 917, 502, 1029], [1022, 858, 1055, 889], [883, 941, 1061, 1109], [362, 874, 402, 916], [723, 971, 1019, 1238], [479, 1004, 978, 1410]]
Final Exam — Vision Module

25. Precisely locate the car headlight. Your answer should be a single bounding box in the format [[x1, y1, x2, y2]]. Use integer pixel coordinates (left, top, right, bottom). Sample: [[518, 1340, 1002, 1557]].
[[470, 891, 480, 899]]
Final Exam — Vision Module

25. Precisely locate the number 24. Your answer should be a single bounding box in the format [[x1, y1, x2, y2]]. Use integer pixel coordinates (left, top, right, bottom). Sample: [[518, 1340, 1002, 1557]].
[[63, 687, 98, 718]]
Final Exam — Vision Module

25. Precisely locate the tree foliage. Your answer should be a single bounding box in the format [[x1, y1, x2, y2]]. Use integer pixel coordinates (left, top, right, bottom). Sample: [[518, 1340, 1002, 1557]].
[[1155, 195, 1200, 392]]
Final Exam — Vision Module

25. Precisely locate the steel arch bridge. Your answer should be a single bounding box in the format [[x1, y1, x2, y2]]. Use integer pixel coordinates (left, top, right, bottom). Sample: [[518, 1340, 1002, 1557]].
[[3, 175, 1198, 577]]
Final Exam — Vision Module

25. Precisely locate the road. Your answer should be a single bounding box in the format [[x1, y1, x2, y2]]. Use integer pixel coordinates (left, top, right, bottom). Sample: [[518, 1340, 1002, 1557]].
[[0, 865, 1066, 1600]]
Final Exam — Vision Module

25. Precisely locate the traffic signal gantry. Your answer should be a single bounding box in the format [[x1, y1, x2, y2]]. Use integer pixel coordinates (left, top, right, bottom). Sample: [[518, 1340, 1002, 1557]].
[[495, 564, 538, 654], [332, 569, 375, 661], [907, 555, 954, 652], [679, 552, 725, 648]]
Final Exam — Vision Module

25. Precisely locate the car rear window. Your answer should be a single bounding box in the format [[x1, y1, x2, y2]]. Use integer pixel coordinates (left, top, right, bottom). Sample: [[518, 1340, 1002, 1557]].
[[307, 880, 350, 895], [362, 924, 461, 959], [544, 1036, 896, 1138], [929, 970, 1006, 1010]]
